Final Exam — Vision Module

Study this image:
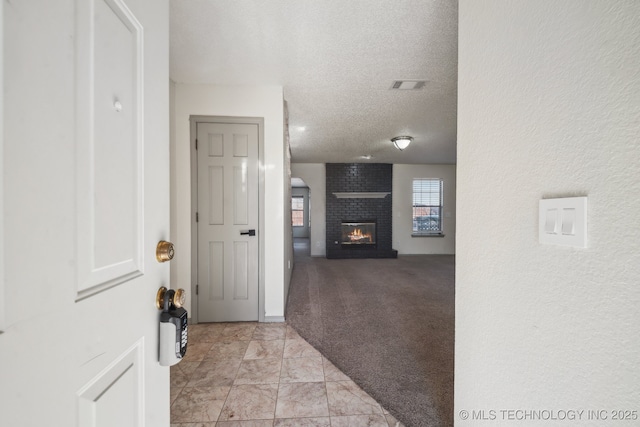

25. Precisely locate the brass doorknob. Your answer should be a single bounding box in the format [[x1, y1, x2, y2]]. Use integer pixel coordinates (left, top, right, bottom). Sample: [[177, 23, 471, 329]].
[[156, 286, 168, 310], [156, 286, 186, 310], [156, 241, 175, 262], [174, 289, 185, 308]]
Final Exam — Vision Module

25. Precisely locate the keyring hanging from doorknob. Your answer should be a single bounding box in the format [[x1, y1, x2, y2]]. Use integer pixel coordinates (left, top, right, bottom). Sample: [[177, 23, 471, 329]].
[[156, 241, 175, 262]]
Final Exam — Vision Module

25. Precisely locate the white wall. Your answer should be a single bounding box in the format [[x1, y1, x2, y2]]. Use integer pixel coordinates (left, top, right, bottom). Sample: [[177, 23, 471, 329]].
[[457, 1, 640, 424], [291, 163, 326, 256], [172, 84, 286, 319], [393, 164, 456, 254]]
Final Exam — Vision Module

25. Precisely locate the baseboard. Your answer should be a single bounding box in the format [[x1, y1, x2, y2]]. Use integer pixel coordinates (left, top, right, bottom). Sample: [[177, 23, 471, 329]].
[[189, 317, 285, 324]]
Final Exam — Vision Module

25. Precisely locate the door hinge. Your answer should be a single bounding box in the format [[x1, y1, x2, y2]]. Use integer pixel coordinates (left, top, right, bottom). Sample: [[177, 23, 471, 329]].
[[196, 212, 199, 222], [195, 139, 198, 150], [196, 284, 199, 295]]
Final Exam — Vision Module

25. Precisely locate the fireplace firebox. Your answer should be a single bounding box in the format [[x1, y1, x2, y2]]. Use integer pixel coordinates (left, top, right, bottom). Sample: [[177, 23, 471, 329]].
[[341, 221, 376, 245]]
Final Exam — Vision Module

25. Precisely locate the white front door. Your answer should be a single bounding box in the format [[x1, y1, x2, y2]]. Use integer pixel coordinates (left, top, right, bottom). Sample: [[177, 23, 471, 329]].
[[196, 121, 260, 322], [0, 0, 170, 425]]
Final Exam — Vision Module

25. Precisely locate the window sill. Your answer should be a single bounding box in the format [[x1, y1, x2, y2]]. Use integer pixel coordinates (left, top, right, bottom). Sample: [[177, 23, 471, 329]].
[[411, 233, 445, 238]]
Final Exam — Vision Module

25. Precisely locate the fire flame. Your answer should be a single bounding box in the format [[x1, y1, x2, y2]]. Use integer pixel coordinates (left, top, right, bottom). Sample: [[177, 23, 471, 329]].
[[348, 228, 372, 242]]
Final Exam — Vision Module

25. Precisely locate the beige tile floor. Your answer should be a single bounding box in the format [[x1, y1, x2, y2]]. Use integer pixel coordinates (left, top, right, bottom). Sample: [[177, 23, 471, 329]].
[[171, 322, 405, 427]]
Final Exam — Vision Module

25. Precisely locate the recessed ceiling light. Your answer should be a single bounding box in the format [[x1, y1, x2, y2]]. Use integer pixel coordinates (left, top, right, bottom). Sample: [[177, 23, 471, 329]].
[[297, 126, 306, 132], [360, 155, 372, 160]]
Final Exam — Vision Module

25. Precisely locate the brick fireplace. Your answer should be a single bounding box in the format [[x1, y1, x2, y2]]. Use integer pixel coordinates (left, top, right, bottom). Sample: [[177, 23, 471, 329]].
[[326, 163, 398, 259]]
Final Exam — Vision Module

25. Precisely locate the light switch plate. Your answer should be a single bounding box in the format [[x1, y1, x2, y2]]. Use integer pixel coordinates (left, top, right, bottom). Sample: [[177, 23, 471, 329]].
[[539, 197, 587, 247]]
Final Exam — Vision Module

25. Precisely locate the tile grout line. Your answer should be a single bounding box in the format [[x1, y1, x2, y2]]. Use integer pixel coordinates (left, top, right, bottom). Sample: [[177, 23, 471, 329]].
[[216, 323, 250, 423], [272, 329, 286, 424], [320, 354, 333, 423]]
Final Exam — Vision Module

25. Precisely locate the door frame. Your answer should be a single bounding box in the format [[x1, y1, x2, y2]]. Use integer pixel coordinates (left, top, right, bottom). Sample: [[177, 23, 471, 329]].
[[0, 0, 5, 333], [189, 115, 266, 323]]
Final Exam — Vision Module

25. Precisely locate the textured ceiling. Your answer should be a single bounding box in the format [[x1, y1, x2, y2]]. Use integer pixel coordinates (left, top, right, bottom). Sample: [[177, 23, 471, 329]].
[[170, 0, 458, 164]]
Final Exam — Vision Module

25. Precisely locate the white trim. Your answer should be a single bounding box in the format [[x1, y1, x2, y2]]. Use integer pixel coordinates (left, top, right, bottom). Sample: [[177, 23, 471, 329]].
[[412, 178, 443, 235], [0, 0, 5, 332], [263, 316, 285, 323], [333, 192, 390, 199]]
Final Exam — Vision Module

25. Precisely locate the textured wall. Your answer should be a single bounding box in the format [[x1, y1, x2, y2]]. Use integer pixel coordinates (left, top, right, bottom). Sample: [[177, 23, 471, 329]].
[[457, 1, 640, 425], [325, 163, 396, 259]]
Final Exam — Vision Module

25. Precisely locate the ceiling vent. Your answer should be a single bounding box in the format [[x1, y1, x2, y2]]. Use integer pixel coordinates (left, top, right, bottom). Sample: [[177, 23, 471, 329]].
[[391, 80, 427, 90]]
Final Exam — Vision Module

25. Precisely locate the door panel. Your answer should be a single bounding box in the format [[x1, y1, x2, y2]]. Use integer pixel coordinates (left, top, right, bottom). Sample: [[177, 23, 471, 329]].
[[233, 166, 249, 224], [233, 241, 249, 299], [208, 166, 225, 224], [208, 241, 225, 300], [77, 0, 144, 299], [197, 122, 259, 322], [78, 340, 143, 427], [0, 0, 170, 425]]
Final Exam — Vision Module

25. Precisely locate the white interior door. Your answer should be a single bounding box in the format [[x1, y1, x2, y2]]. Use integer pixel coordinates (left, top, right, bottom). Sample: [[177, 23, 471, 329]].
[[196, 121, 260, 322], [0, 0, 170, 425]]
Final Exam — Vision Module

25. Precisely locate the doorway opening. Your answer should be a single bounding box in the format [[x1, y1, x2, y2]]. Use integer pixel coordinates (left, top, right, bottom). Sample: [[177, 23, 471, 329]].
[[291, 177, 310, 259]]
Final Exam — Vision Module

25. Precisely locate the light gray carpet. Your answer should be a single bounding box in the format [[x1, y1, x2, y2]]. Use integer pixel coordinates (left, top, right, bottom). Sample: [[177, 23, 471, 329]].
[[286, 252, 454, 427]]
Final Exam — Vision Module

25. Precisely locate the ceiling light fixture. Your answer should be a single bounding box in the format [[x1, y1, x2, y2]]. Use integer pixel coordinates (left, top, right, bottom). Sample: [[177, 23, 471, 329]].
[[392, 136, 413, 151]]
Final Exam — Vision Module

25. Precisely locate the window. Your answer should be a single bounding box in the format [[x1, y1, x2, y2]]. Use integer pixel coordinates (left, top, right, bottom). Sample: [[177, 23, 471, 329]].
[[292, 196, 304, 227], [412, 178, 443, 235]]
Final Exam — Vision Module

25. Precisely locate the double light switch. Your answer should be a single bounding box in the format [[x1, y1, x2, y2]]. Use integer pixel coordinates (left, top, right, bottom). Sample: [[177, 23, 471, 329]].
[[539, 197, 587, 247], [544, 208, 575, 235]]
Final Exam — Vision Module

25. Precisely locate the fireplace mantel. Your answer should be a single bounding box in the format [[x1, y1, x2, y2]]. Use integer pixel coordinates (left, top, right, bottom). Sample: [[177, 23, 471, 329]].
[[332, 192, 390, 199]]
